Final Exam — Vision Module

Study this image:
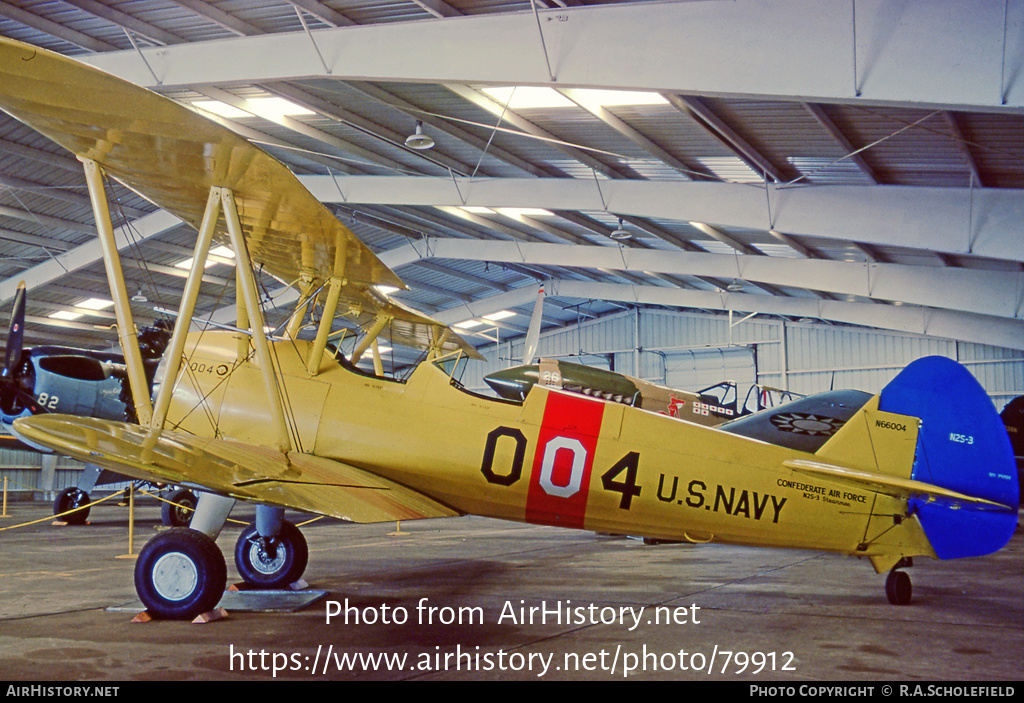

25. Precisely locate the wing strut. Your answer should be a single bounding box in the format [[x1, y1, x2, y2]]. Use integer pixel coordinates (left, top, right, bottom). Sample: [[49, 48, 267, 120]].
[[149, 187, 221, 432], [235, 266, 250, 361], [351, 314, 392, 364], [81, 159, 153, 426], [306, 276, 342, 375], [221, 188, 293, 455], [306, 230, 349, 376]]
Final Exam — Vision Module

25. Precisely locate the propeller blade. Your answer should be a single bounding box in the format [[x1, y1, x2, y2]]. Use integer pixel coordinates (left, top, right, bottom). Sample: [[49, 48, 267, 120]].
[[3, 281, 26, 379], [522, 284, 545, 366]]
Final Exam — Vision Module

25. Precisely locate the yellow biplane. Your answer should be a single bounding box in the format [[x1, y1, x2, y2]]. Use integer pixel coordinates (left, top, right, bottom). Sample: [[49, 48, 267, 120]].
[[0, 38, 1017, 620]]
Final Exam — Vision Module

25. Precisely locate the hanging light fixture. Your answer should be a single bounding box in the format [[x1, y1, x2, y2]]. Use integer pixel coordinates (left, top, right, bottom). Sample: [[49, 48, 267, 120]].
[[609, 217, 631, 240], [404, 121, 435, 150]]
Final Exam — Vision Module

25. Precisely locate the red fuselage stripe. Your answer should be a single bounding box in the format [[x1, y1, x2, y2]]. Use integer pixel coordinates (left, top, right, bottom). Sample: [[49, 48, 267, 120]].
[[525, 391, 606, 528]]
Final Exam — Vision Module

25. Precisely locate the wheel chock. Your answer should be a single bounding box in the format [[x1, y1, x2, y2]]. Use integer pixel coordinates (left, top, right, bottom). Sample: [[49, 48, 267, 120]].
[[130, 608, 228, 624], [192, 608, 228, 624], [229, 579, 308, 592]]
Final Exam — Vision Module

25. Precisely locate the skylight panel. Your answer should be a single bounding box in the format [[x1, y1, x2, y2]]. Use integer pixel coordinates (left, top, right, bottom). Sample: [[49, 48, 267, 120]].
[[480, 87, 667, 110], [192, 98, 314, 120]]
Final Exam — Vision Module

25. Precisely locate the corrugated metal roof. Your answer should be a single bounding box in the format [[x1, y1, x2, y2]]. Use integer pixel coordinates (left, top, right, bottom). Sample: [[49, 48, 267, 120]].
[[0, 0, 1019, 359]]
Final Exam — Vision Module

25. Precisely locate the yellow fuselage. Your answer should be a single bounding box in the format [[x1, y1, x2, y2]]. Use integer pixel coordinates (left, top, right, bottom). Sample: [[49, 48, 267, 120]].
[[167, 333, 932, 565]]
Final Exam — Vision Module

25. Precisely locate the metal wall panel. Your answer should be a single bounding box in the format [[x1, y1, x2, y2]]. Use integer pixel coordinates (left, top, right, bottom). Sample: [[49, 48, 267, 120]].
[[0, 443, 92, 495]]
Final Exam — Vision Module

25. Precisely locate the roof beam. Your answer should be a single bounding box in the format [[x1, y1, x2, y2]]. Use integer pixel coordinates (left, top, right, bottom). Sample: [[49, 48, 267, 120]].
[[377, 239, 1024, 321], [410, 0, 461, 19], [413, 260, 511, 293], [433, 280, 1024, 352], [666, 95, 788, 183], [443, 83, 632, 180], [298, 175, 1024, 264], [62, 0, 187, 46], [803, 103, 880, 183], [557, 88, 705, 180], [345, 81, 564, 178], [0, 1, 118, 53], [0, 173, 147, 219], [263, 81, 472, 177], [943, 112, 985, 187], [0, 137, 82, 171], [286, 0, 358, 28], [0, 204, 96, 235], [0, 227, 75, 251], [169, 0, 262, 37], [82, 1, 1023, 111], [0, 210, 182, 303]]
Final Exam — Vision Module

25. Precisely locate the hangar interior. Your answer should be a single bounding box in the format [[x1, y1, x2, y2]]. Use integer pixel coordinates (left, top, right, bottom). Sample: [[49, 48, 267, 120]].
[[0, 0, 1021, 494], [0, 0, 1021, 683]]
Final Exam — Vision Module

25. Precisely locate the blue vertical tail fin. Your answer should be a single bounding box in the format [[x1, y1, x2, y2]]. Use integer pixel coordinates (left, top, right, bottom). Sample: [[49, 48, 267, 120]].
[[879, 356, 1018, 560]]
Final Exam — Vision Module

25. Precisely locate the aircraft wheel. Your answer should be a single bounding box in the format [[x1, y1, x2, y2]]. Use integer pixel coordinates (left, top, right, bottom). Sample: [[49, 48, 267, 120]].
[[885, 569, 912, 605], [135, 528, 226, 620], [53, 487, 90, 524], [161, 489, 197, 527], [234, 520, 308, 589]]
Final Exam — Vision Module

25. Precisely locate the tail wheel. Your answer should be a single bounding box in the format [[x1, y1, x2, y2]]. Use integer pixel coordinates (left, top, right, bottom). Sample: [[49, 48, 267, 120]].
[[885, 569, 912, 605], [135, 528, 226, 620], [53, 487, 90, 524], [234, 520, 308, 589], [160, 489, 197, 527]]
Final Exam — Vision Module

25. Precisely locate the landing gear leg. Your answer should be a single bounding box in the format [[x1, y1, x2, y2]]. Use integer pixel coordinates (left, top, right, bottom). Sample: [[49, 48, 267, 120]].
[[234, 505, 308, 589], [885, 558, 913, 605], [134, 492, 235, 620], [188, 492, 236, 538]]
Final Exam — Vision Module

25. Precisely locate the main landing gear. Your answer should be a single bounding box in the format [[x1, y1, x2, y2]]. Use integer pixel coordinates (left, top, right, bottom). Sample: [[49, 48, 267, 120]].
[[53, 466, 197, 528], [885, 558, 913, 605], [234, 511, 308, 589], [53, 486, 91, 525], [133, 494, 309, 620]]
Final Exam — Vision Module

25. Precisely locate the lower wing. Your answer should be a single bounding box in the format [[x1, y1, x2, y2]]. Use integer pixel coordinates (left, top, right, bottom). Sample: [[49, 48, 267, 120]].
[[13, 414, 459, 523]]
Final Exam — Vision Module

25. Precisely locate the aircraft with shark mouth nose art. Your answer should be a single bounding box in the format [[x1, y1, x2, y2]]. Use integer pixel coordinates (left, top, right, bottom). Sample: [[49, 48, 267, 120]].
[[0, 36, 1016, 620]]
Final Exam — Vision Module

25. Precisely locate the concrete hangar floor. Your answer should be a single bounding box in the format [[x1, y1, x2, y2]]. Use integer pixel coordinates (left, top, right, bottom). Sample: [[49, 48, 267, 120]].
[[0, 499, 1020, 682]]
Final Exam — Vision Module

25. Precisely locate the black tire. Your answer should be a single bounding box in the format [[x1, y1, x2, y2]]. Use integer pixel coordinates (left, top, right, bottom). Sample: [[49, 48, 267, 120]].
[[886, 569, 912, 605], [234, 520, 308, 589], [53, 487, 90, 525], [161, 489, 197, 527], [135, 528, 226, 620]]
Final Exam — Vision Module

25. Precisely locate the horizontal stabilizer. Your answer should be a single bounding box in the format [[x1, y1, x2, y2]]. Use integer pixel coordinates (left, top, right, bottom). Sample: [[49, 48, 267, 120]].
[[13, 414, 459, 524], [784, 459, 1014, 511]]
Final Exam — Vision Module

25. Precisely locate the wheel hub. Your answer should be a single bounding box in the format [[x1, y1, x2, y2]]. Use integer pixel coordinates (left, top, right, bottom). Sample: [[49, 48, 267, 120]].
[[151, 551, 199, 602], [249, 539, 286, 575]]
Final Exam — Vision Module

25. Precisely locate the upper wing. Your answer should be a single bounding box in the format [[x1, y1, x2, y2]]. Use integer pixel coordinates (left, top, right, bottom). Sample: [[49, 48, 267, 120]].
[[347, 295, 484, 361], [13, 414, 459, 523], [0, 36, 480, 360]]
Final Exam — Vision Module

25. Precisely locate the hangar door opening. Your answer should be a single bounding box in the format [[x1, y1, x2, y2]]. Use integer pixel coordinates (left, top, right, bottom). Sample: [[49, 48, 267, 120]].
[[660, 346, 757, 412]]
